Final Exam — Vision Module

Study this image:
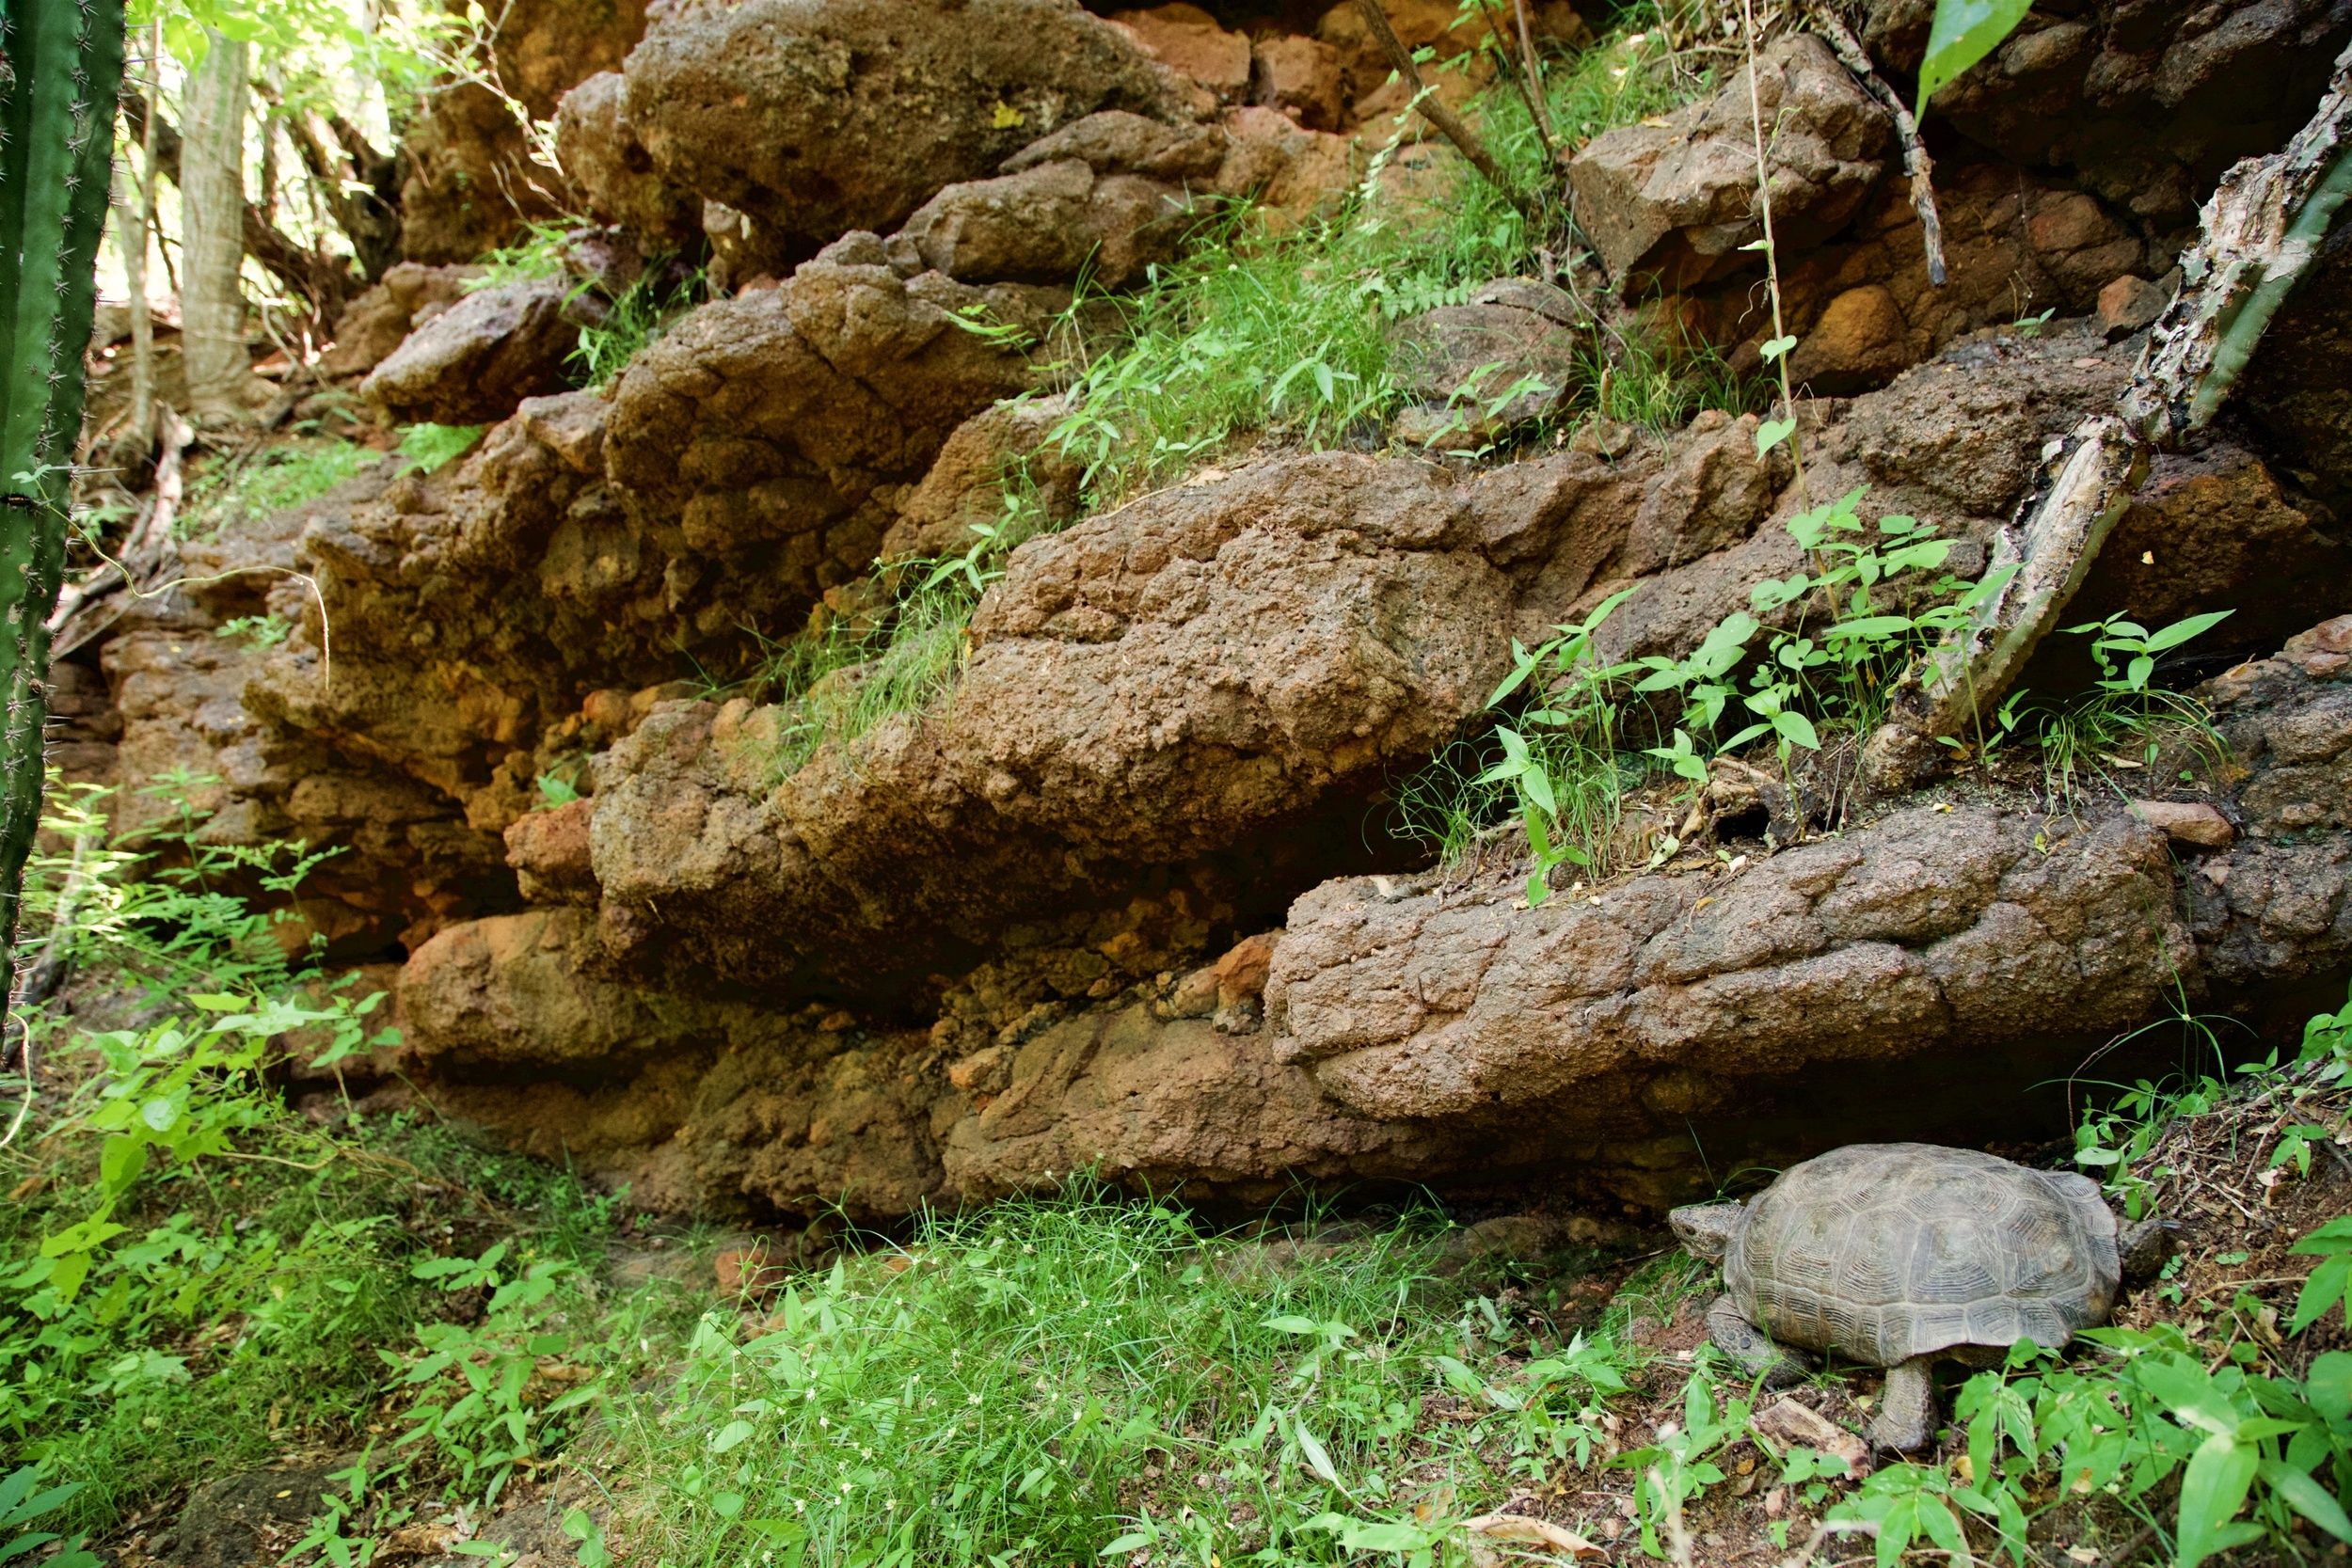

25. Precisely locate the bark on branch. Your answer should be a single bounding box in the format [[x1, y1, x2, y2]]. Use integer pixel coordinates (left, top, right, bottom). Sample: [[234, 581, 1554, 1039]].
[[1866, 40, 2352, 784]]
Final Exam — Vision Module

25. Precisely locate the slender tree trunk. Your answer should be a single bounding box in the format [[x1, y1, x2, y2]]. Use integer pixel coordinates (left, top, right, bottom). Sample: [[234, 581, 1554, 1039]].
[[179, 28, 251, 424], [110, 124, 155, 446]]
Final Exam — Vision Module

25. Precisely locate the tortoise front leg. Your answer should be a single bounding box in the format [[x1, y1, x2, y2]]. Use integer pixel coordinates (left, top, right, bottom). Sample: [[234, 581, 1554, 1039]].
[[1705, 1294, 1815, 1388], [1867, 1356, 1937, 1451]]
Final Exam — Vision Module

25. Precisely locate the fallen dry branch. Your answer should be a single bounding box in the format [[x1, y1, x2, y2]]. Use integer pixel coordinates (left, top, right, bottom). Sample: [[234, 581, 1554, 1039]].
[[2122, 40, 2352, 442], [1804, 0, 1947, 285], [1870, 40, 2352, 779], [1350, 0, 1537, 219]]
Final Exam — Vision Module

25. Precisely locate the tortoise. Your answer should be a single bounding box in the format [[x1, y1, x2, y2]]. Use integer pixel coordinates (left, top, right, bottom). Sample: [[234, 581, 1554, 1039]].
[[1669, 1142, 2173, 1451]]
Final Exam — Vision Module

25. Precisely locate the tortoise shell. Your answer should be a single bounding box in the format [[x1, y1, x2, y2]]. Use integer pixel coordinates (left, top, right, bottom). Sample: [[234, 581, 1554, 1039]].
[[1723, 1143, 2122, 1365]]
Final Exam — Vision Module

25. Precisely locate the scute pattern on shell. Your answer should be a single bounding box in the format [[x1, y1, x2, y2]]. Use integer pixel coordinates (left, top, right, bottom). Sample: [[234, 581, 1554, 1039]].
[[1723, 1143, 2122, 1365]]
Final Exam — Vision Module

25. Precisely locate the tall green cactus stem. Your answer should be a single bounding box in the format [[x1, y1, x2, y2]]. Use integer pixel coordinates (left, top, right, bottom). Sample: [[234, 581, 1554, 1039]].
[[0, 0, 125, 1019]]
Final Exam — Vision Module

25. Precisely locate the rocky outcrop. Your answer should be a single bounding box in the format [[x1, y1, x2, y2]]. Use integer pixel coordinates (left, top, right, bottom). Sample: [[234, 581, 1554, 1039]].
[[618, 0, 1187, 261], [1269, 804, 2187, 1126], [392, 614, 2352, 1217], [360, 278, 578, 426], [580, 448, 1668, 990]]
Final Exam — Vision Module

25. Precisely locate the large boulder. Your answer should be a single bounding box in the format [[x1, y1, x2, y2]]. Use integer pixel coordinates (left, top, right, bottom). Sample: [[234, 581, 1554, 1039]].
[[1268, 803, 2189, 1127], [619, 0, 1188, 259], [555, 71, 700, 246], [579, 449, 1659, 991], [320, 261, 481, 379], [1566, 35, 1891, 292], [360, 278, 578, 426], [600, 239, 1057, 588]]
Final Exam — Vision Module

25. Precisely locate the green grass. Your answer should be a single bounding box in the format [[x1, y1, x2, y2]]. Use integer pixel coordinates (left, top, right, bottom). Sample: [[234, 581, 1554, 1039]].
[[605, 1188, 1631, 1567], [739, 574, 981, 783], [179, 436, 381, 539], [395, 420, 485, 474]]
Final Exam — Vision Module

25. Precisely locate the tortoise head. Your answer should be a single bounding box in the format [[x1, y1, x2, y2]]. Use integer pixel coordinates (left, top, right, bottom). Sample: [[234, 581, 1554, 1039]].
[[1668, 1201, 1744, 1263]]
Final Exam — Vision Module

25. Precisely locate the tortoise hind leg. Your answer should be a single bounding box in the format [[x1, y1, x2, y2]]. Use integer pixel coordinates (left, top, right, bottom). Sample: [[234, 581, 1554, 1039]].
[[1867, 1356, 1937, 1451], [1705, 1294, 1815, 1388]]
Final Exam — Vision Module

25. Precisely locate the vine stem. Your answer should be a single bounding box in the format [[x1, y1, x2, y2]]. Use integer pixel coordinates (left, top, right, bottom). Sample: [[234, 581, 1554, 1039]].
[[1739, 0, 1807, 506]]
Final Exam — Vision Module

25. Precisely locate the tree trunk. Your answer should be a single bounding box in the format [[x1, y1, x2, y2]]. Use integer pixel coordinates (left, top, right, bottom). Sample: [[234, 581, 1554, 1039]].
[[109, 125, 155, 446], [179, 28, 252, 424]]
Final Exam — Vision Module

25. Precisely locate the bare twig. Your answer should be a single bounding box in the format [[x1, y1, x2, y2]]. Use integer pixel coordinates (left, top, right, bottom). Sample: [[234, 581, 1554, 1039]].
[[1350, 0, 1538, 219], [1473, 0, 1557, 167], [1804, 0, 1947, 285], [1514, 0, 1559, 153]]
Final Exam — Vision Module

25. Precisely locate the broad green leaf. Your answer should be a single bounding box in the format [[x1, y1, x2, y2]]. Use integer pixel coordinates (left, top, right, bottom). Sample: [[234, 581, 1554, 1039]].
[[709, 1418, 757, 1453], [1760, 335, 1798, 361], [1773, 710, 1821, 751], [1756, 417, 1797, 458], [2289, 1253, 2350, 1334], [1915, 0, 2034, 119], [2306, 1351, 2352, 1418], [2143, 609, 2234, 653], [2258, 1458, 2352, 1542], [1295, 1423, 1340, 1486], [2174, 1433, 2258, 1568]]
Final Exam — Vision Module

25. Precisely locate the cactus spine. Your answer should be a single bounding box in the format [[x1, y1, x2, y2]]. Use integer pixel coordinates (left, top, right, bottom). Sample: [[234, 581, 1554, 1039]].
[[0, 0, 125, 1009]]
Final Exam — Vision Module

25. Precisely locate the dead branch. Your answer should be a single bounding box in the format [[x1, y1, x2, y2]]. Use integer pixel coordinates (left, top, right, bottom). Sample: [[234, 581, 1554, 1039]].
[[2122, 39, 2352, 442], [1865, 40, 2352, 784], [1350, 0, 1539, 221], [1804, 0, 1947, 285]]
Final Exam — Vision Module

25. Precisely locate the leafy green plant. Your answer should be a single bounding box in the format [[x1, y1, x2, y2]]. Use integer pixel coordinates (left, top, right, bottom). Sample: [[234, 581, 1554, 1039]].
[[395, 422, 485, 476], [215, 613, 294, 650], [0, 1465, 99, 1568], [1611, 1366, 1746, 1560], [2038, 610, 2233, 803], [389, 1243, 603, 1503], [2289, 1217, 2352, 1335], [570, 261, 707, 386]]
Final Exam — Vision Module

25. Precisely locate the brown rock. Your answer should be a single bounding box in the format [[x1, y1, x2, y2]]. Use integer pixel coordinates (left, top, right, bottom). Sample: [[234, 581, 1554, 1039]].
[[1269, 805, 2190, 1128], [506, 797, 599, 903], [2072, 444, 2352, 653], [2132, 800, 2234, 848], [1858, 0, 2352, 228], [555, 71, 699, 245], [2096, 274, 2169, 339], [321, 262, 481, 379], [360, 279, 577, 427], [1388, 277, 1589, 447], [620, 0, 1187, 257], [1252, 36, 1346, 131], [1787, 283, 1911, 394], [1565, 35, 1889, 292], [891, 158, 1197, 289], [1110, 5, 1252, 102], [601, 246, 1053, 600]]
